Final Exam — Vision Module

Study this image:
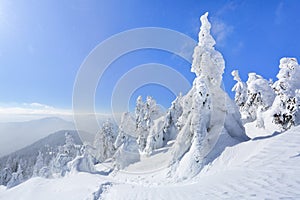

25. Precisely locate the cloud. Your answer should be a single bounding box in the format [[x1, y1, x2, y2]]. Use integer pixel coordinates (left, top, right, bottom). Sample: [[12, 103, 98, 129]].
[[0, 102, 116, 124], [211, 19, 234, 46], [232, 41, 244, 55], [0, 102, 72, 116], [209, 1, 241, 46], [216, 1, 239, 16], [275, 1, 284, 25]]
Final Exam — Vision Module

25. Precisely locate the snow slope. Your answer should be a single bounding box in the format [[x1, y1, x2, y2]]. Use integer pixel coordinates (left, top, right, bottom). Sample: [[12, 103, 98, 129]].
[[1, 125, 299, 199]]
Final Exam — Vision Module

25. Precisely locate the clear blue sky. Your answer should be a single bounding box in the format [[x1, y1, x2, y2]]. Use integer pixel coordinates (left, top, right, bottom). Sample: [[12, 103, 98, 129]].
[[0, 0, 299, 113]]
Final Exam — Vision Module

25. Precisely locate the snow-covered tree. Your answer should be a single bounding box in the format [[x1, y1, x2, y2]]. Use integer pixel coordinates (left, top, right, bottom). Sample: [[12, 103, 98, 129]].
[[113, 112, 140, 169], [171, 12, 248, 180], [51, 132, 80, 176], [175, 80, 211, 178], [94, 120, 116, 162], [136, 96, 162, 152], [272, 58, 300, 129], [191, 14, 224, 87], [7, 164, 23, 188], [32, 151, 51, 178], [0, 157, 14, 186], [242, 72, 275, 122], [145, 94, 183, 155], [68, 144, 95, 173], [231, 70, 248, 108], [32, 151, 44, 177], [0, 167, 12, 186]]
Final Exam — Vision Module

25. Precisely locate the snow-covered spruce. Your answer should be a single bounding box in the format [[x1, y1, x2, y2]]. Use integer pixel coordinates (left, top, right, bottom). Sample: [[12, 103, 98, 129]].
[[136, 96, 163, 152], [232, 71, 275, 126], [51, 132, 81, 177], [245, 73, 275, 122], [271, 58, 300, 130], [113, 112, 140, 169], [6, 164, 23, 189], [32, 152, 51, 178], [68, 144, 96, 174], [93, 120, 117, 163], [171, 12, 249, 180], [145, 94, 183, 155], [231, 70, 248, 111]]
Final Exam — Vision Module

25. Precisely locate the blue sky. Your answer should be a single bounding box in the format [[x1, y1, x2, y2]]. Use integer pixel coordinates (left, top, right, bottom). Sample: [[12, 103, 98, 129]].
[[0, 0, 299, 115]]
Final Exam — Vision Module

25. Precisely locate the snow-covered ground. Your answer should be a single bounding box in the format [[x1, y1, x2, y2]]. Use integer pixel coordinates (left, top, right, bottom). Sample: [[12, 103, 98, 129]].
[[1, 124, 299, 199]]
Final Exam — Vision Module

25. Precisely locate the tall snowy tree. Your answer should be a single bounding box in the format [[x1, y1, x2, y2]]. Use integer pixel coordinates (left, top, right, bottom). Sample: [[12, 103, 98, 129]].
[[171, 12, 248, 180]]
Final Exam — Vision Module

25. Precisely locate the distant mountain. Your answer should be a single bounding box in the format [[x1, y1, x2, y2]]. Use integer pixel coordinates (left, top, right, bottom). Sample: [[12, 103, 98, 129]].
[[0, 130, 91, 185], [0, 117, 75, 157], [0, 130, 82, 161]]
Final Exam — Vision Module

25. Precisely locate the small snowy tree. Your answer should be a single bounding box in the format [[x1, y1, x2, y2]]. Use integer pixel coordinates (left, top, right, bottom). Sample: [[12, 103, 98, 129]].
[[32, 151, 44, 177], [94, 120, 116, 162], [52, 132, 80, 176], [7, 164, 23, 188], [231, 70, 248, 108], [272, 58, 300, 129], [242, 73, 275, 122], [32, 152, 51, 178], [68, 144, 95, 173], [163, 94, 183, 140], [0, 168, 12, 186], [145, 94, 183, 155], [136, 96, 162, 152], [113, 112, 140, 169]]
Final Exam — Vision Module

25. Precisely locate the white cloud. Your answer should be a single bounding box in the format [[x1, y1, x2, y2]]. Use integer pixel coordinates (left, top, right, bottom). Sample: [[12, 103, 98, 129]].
[[209, 1, 239, 46], [275, 1, 284, 24], [211, 19, 234, 46], [0, 102, 73, 122], [216, 1, 239, 16]]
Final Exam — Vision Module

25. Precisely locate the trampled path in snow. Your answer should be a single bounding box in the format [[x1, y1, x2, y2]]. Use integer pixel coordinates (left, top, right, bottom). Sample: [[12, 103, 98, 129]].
[[1, 126, 300, 199]]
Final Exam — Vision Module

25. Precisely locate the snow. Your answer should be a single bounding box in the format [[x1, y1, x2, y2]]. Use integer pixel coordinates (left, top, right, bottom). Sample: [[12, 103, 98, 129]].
[[1, 125, 300, 199]]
